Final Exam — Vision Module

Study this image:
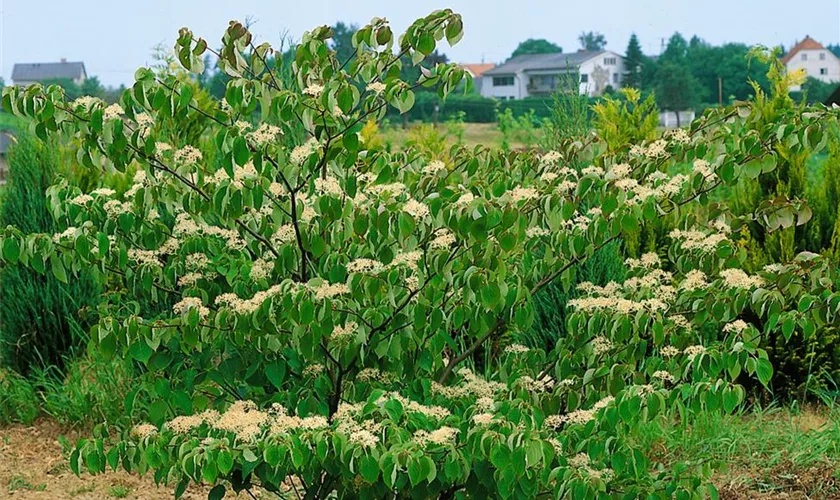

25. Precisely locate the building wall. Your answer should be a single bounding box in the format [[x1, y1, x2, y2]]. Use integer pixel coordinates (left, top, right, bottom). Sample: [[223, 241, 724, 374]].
[[481, 51, 626, 100], [786, 49, 840, 90], [0, 155, 8, 185], [481, 73, 525, 100], [578, 51, 625, 97]]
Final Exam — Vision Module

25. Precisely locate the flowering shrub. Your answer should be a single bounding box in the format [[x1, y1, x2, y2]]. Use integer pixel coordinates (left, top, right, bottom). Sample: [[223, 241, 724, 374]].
[[3, 11, 840, 499]]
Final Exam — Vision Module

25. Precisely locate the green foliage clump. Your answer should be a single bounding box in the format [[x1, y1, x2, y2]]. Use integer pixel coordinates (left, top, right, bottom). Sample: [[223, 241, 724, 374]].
[[0, 134, 100, 373], [34, 354, 146, 428], [0, 368, 40, 424], [523, 241, 627, 350], [3, 11, 840, 499]]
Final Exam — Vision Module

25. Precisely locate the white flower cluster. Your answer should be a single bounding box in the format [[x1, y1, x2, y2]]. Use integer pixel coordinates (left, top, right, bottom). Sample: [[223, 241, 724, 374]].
[[173, 213, 246, 249], [414, 426, 459, 447], [592, 336, 613, 355], [290, 138, 320, 166], [504, 344, 530, 354], [692, 159, 717, 181], [246, 123, 283, 147], [431, 368, 506, 400], [331, 322, 358, 347], [661, 346, 681, 358], [625, 252, 660, 269], [402, 198, 430, 218], [517, 375, 555, 393], [366, 81, 387, 94], [669, 128, 691, 145], [173, 145, 203, 165], [128, 248, 162, 268], [506, 186, 540, 203], [215, 286, 284, 315], [680, 269, 708, 291], [545, 396, 614, 428], [303, 83, 324, 97], [720, 268, 763, 290], [723, 319, 750, 334], [173, 297, 210, 318], [314, 176, 343, 197], [652, 370, 675, 384], [211, 161, 258, 189], [250, 258, 273, 281], [684, 345, 707, 361], [103, 104, 124, 121], [346, 258, 385, 274], [309, 282, 351, 300], [430, 229, 456, 249], [669, 227, 729, 253], [422, 160, 446, 175], [540, 150, 561, 165]]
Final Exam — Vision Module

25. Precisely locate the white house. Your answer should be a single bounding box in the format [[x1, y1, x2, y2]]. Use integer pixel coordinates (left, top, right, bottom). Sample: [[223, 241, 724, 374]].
[[480, 50, 625, 99], [782, 36, 840, 91], [11, 59, 87, 87], [459, 63, 496, 94]]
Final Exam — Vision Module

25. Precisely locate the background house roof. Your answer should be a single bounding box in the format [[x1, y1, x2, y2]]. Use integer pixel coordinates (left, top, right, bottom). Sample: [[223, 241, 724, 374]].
[[483, 51, 607, 76], [781, 36, 828, 64], [11, 61, 86, 82], [460, 63, 496, 77]]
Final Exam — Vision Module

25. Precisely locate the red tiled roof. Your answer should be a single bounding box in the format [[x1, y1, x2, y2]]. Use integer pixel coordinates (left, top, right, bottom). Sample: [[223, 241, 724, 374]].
[[781, 36, 827, 64], [460, 63, 495, 77]]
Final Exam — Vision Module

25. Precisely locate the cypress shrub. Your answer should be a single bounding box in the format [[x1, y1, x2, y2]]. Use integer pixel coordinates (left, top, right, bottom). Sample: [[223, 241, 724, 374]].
[[0, 134, 100, 373], [519, 241, 627, 350]]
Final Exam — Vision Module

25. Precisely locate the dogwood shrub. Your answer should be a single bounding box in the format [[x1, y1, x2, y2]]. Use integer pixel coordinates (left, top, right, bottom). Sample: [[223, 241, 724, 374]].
[[3, 11, 840, 499]]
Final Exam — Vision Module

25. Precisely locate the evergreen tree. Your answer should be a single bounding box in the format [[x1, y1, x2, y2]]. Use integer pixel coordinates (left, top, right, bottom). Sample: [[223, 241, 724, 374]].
[[624, 33, 644, 89]]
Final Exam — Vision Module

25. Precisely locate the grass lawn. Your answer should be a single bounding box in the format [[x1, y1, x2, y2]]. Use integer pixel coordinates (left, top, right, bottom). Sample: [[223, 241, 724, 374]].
[[637, 405, 840, 498], [380, 121, 541, 151], [0, 112, 25, 131]]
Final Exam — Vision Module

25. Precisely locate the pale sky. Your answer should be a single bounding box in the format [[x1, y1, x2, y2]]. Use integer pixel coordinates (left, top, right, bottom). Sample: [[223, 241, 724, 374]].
[[2, 0, 839, 87]]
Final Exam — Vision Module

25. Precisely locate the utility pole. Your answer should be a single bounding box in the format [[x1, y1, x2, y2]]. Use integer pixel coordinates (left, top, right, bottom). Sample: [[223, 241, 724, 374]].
[[718, 77, 723, 107]]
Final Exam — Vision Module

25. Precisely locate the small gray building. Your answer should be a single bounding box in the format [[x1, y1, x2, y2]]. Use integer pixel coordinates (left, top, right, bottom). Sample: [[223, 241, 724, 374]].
[[0, 132, 13, 185], [11, 59, 87, 87]]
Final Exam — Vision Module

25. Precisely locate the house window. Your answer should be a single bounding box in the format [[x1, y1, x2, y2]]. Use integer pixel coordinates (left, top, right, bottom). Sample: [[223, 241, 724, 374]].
[[821, 68, 829, 75], [802, 53, 808, 61], [493, 76, 514, 87], [604, 57, 617, 65], [612, 73, 619, 83], [820, 52, 827, 60], [580, 74, 589, 83]]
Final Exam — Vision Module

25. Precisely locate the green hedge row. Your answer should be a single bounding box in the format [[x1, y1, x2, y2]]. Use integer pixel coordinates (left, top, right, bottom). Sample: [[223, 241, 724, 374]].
[[385, 92, 599, 123]]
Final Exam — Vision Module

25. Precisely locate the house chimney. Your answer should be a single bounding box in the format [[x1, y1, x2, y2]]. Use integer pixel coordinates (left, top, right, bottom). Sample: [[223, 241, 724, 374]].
[[60, 58, 67, 63]]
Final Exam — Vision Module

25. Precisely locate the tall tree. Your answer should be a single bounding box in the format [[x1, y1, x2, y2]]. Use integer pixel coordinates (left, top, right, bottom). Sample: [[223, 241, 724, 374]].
[[655, 61, 699, 125], [578, 31, 607, 51], [80, 76, 105, 98], [624, 33, 644, 89], [661, 32, 689, 63], [510, 39, 561, 59], [330, 21, 359, 65]]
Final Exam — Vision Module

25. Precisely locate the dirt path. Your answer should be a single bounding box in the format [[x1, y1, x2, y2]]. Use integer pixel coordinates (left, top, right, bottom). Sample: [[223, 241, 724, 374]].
[[0, 419, 268, 499]]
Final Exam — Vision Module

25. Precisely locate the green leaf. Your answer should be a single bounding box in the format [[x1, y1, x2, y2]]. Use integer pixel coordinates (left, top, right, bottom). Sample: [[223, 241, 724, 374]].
[[217, 450, 234, 474], [2, 237, 20, 263], [756, 358, 773, 388], [359, 454, 379, 483], [416, 32, 435, 55], [266, 361, 286, 389], [208, 485, 226, 500]]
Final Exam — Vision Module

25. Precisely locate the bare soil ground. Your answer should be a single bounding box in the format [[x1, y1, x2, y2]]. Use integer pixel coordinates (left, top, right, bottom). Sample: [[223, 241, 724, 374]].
[[2, 413, 838, 499], [0, 419, 266, 499]]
